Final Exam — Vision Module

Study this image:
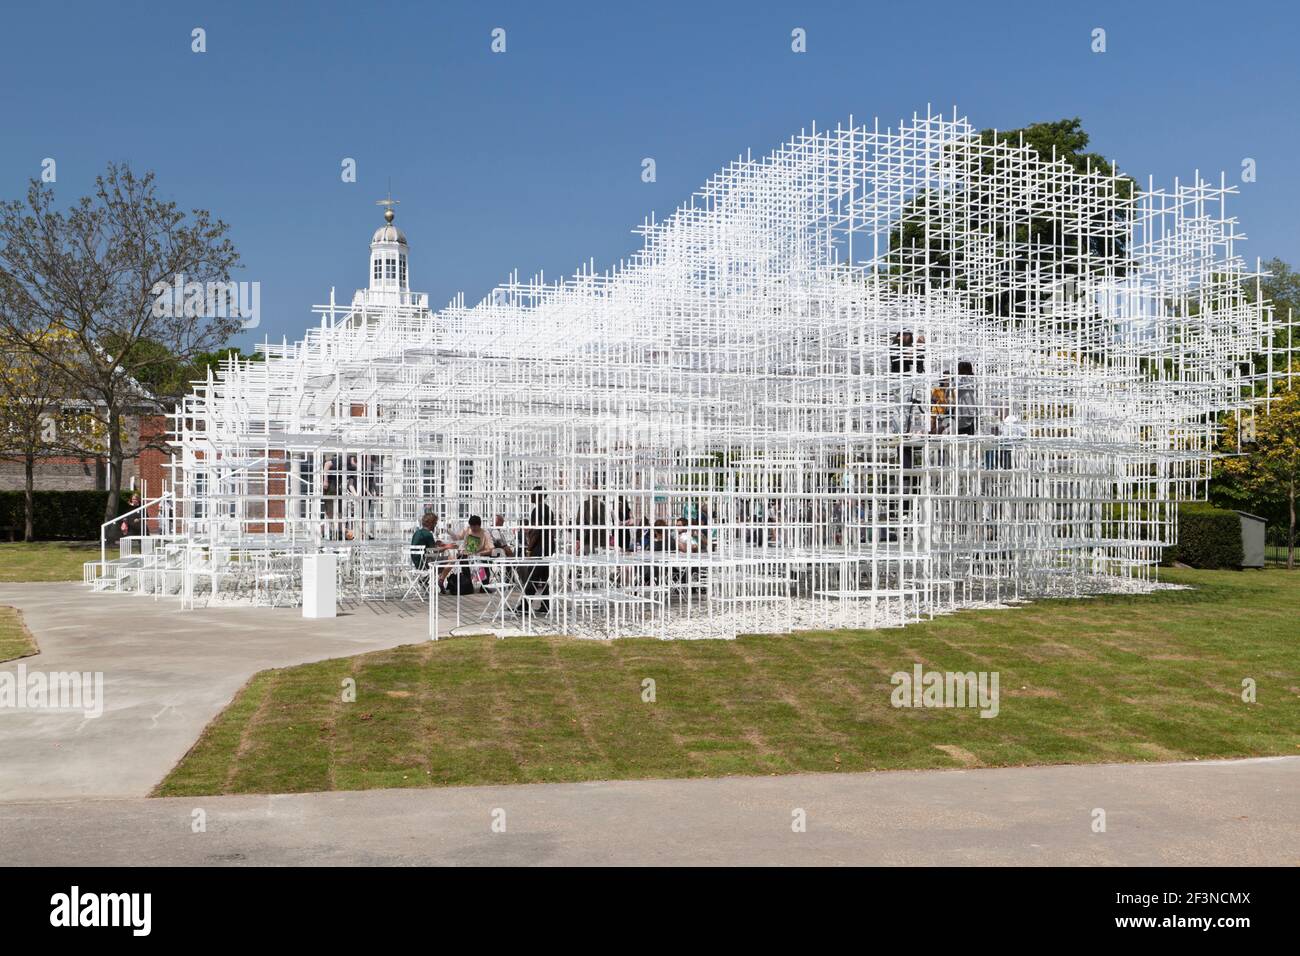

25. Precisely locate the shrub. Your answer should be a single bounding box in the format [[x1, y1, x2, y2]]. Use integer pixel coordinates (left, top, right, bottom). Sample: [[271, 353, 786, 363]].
[[1166, 503, 1244, 569], [0, 490, 134, 541]]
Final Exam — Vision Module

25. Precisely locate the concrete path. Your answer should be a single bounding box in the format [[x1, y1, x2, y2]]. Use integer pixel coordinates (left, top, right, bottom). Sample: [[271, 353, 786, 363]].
[[0, 756, 1295, 865], [0, 582, 442, 800], [2, 583, 1296, 866]]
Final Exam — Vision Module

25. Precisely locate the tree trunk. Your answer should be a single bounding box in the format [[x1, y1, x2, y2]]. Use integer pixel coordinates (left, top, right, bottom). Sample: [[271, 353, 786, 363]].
[[103, 405, 123, 527], [1289, 479, 1296, 572], [23, 454, 35, 542]]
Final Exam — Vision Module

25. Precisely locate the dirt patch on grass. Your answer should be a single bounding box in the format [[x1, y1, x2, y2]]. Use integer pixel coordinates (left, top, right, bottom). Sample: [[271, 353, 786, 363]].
[[933, 744, 981, 767]]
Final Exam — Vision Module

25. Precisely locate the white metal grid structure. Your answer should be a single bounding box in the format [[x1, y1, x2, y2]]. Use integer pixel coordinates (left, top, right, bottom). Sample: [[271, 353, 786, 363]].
[[89, 110, 1293, 639]]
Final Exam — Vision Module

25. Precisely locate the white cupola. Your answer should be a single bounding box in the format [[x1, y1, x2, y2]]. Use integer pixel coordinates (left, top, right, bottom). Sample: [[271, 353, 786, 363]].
[[349, 196, 428, 316], [369, 199, 409, 294]]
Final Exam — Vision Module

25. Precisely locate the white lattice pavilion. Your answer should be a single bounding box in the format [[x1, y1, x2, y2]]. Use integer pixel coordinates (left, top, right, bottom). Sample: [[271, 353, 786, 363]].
[[89, 110, 1294, 639]]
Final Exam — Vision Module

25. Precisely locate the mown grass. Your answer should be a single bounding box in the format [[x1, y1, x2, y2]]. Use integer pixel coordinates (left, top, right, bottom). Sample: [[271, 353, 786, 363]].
[[0, 606, 38, 662], [156, 569, 1300, 796], [0, 541, 100, 582]]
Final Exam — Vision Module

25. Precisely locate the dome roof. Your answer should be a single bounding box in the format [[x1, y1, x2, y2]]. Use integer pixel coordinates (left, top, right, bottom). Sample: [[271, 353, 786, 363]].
[[371, 222, 407, 246]]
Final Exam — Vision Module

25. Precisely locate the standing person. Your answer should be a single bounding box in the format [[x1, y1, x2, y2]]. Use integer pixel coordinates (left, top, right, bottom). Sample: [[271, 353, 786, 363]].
[[891, 331, 927, 434], [955, 361, 978, 436], [360, 455, 380, 537], [889, 330, 926, 373], [343, 458, 360, 540], [522, 487, 555, 617], [615, 497, 636, 552], [987, 408, 1026, 470], [118, 492, 142, 540], [930, 377, 952, 435], [320, 457, 339, 539]]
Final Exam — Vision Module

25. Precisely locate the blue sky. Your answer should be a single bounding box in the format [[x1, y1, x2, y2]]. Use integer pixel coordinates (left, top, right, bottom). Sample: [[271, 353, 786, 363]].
[[2, 0, 1296, 346]]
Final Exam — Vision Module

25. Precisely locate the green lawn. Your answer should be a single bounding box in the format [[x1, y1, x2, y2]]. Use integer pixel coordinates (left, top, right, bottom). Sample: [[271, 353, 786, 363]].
[[0, 541, 100, 582], [0, 606, 38, 662], [157, 568, 1300, 796]]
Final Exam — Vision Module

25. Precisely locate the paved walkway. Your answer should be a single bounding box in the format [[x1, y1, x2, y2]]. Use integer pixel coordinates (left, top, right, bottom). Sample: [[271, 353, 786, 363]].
[[0, 757, 1295, 865], [2, 583, 1296, 865], [0, 582, 442, 800]]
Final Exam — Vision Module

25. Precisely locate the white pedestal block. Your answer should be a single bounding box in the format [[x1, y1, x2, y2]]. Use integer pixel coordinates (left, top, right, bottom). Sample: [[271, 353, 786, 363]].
[[302, 553, 337, 619]]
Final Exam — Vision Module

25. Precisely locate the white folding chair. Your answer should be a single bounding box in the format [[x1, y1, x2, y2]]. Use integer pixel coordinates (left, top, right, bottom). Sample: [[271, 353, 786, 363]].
[[357, 547, 389, 600], [401, 545, 431, 600]]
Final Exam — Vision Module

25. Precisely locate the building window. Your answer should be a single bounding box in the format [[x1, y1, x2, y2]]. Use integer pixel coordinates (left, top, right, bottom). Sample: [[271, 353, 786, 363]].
[[458, 459, 474, 518], [421, 460, 444, 504], [399, 255, 407, 284], [296, 455, 314, 518], [372, 257, 382, 281], [246, 477, 266, 521], [193, 472, 207, 519], [385, 258, 397, 280]]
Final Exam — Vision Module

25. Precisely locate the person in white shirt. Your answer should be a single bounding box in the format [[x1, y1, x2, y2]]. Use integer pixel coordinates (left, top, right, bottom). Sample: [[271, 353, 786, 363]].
[[490, 514, 515, 557], [675, 516, 699, 553]]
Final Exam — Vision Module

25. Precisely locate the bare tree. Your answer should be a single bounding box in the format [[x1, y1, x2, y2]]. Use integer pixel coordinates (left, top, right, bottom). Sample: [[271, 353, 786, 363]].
[[0, 163, 241, 523]]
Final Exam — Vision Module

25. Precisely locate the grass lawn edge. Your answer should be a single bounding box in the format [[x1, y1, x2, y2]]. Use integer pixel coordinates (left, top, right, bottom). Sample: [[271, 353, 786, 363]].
[[0, 605, 40, 663], [152, 568, 1300, 799]]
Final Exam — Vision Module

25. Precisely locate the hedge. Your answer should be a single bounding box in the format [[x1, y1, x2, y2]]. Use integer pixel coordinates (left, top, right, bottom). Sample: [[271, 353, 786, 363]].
[[1165, 504, 1244, 569], [0, 490, 134, 541]]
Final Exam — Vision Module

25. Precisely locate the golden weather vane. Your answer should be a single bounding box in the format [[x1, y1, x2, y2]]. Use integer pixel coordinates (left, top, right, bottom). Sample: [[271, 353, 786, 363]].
[[376, 180, 399, 222]]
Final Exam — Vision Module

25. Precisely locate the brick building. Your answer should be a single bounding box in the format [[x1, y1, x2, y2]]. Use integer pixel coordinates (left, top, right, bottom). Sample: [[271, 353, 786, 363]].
[[0, 406, 172, 497]]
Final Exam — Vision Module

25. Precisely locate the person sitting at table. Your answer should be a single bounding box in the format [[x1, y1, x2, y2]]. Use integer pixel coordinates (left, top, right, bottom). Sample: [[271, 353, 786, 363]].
[[651, 518, 671, 552], [675, 516, 699, 553], [435, 515, 491, 591], [489, 514, 515, 558], [463, 515, 494, 589], [670, 517, 702, 589], [578, 496, 606, 554], [615, 497, 638, 552], [410, 513, 455, 569], [448, 514, 490, 557]]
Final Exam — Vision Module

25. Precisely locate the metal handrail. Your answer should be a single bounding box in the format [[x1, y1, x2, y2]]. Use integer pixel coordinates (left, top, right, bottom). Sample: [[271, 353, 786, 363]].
[[100, 490, 175, 566]]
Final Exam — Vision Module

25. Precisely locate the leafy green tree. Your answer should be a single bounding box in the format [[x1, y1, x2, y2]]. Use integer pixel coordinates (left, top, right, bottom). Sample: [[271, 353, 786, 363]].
[[108, 339, 262, 400], [890, 119, 1136, 319], [1214, 369, 1300, 568], [1245, 257, 1300, 374]]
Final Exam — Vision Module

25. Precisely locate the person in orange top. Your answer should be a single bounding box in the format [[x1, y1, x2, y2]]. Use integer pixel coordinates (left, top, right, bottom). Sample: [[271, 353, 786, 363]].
[[930, 378, 951, 434]]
